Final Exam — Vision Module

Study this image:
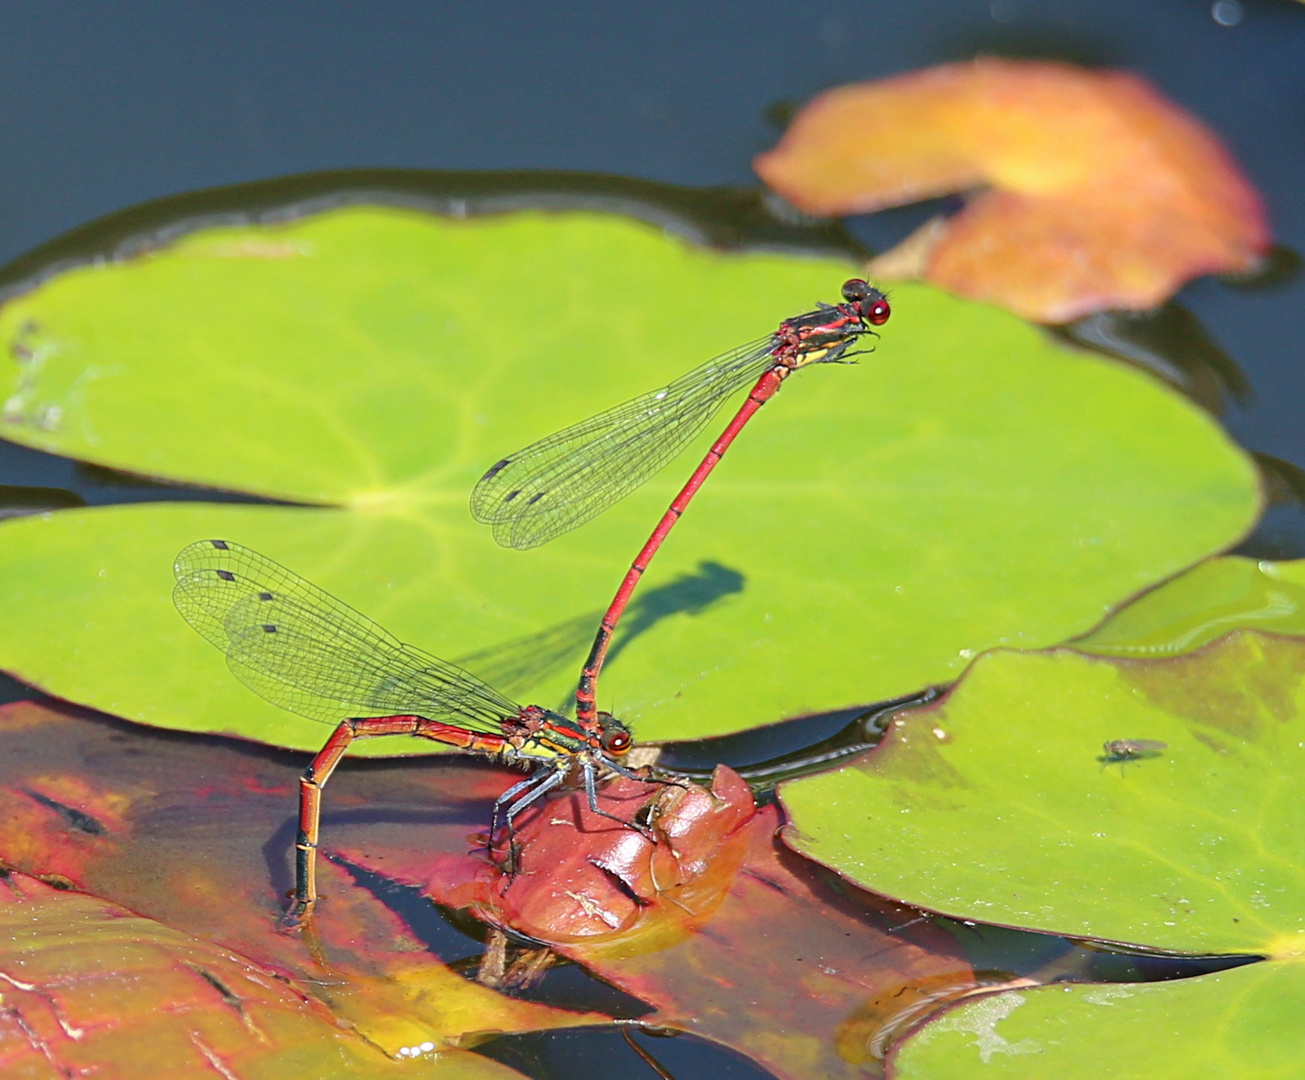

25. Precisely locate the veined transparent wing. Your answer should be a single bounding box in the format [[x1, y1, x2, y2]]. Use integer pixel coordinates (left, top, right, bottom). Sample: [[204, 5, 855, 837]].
[[470, 336, 778, 549], [173, 540, 520, 730]]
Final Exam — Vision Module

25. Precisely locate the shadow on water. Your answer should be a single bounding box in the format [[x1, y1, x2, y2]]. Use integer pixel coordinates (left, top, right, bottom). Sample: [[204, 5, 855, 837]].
[[476, 1025, 774, 1080], [1234, 452, 1305, 561], [657, 686, 944, 792], [453, 560, 745, 709], [0, 484, 86, 518], [1218, 244, 1302, 292]]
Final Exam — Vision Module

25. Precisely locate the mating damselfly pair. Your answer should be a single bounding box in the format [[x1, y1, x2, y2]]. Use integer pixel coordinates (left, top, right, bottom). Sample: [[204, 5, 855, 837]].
[[174, 280, 890, 921]]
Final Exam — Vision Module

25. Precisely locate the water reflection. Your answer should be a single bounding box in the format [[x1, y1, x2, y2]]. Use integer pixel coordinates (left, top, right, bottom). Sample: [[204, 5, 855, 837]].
[[1055, 301, 1249, 415]]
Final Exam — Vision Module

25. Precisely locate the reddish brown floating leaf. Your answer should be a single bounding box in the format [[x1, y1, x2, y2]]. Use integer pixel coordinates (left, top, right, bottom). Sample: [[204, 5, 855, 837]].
[[348, 767, 757, 952], [0, 701, 609, 1056], [754, 58, 1269, 321], [0, 701, 975, 1077], [0, 870, 527, 1078]]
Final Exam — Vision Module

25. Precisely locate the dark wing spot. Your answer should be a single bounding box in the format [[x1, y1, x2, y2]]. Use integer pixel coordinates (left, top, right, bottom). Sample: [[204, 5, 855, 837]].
[[504, 490, 521, 503], [216, 570, 236, 582], [527, 492, 546, 505], [481, 458, 512, 482], [258, 591, 273, 601], [262, 624, 277, 633], [209, 540, 229, 550]]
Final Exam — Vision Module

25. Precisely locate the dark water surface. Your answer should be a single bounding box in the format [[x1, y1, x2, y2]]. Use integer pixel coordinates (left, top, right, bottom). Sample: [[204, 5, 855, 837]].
[[0, 4, 1302, 1078]]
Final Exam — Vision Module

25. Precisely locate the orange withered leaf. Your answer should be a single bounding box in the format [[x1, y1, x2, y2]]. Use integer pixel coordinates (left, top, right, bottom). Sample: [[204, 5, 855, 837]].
[[755, 58, 1269, 321]]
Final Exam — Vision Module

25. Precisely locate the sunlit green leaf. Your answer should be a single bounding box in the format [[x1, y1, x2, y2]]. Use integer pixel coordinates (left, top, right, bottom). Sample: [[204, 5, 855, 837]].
[[892, 962, 1305, 1080], [782, 630, 1305, 1078], [782, 631, 1305, 951], [0, 205, 1258, 748]]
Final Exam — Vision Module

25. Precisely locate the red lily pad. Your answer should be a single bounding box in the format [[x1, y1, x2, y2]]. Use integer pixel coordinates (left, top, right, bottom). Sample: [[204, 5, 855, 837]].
[[343, 766, 978, 1080], [0, 700, 609, 1059], [0, 870, 525, 1078], [0, 697, 977, 1077], [755, 58, 1269, 321]]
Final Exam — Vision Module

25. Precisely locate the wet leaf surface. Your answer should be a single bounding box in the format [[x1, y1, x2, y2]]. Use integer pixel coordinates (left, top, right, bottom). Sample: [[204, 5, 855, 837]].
[[0, 203, 1258, 747], [755, 59, 1269, 321], [1074, 555, 1305, 657], [0, 870, 524, 1079], [781, 631, 1305, 1077], [342, 766, 977, 1080], [0, 700, 608, 1063]]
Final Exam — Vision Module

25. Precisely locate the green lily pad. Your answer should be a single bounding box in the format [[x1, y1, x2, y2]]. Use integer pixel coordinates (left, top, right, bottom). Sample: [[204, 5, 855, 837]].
[[781, 630, 1305, 951], [0, 201, 1259, 749], [781, 630, 1305, 1079], [891, 961, 1305, 1080], [1075, 555, 1305, 657]]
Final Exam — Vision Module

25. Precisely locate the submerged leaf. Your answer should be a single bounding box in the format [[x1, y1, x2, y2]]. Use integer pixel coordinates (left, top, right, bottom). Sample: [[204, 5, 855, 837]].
[[361, 767, 977, 1080], [1075, 555, 1305, 656], [0, 698, 978, 1079]]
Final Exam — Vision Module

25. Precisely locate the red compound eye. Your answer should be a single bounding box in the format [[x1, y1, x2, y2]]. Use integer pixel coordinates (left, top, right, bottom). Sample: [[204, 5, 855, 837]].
[[603, 729, 632, 754], [867, 299, 891, 326]]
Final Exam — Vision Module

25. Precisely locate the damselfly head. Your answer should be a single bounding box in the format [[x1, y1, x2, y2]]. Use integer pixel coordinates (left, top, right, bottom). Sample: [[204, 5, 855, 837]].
[[596, 711, 633, 757], [841, 278, 890, 326]]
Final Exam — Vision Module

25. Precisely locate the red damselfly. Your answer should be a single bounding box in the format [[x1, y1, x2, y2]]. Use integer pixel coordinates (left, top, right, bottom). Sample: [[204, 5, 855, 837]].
[[173, 539, 648, 922], [471, 278, 889, 727]]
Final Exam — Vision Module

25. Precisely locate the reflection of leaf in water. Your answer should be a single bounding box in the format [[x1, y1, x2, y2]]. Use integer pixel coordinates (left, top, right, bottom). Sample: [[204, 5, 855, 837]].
[[455, 561, 745, 707], [1054, 302, 1249, 415]]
